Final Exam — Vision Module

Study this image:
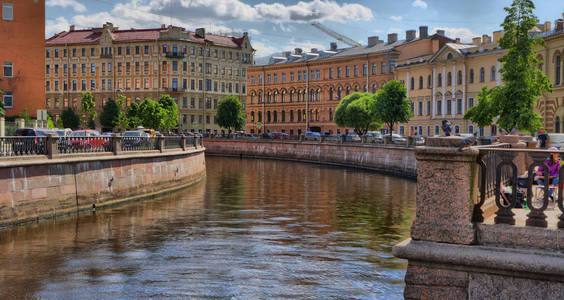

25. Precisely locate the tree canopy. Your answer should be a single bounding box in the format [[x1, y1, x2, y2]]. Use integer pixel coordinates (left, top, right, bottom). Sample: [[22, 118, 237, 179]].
[[372, 80, 412, 136], [80, 92, 96, 128], [61, 108, 80, 129], [334, 92, 379, 136], [158, 94, 179, 132], [216, 95, 245, 131], [464, 0, 552, 133], [99, 99, 120, 129]]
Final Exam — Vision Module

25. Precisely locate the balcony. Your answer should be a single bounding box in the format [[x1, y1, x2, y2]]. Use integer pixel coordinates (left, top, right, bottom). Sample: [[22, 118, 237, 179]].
[[165, 52, 185, 59]]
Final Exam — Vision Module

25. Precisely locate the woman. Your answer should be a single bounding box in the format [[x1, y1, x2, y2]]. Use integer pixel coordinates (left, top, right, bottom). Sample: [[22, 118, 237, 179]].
[[536, 147, 560, 199]]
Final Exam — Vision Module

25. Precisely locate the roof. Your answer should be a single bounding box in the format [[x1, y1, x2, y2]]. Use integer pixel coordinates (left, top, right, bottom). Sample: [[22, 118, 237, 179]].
[[46, 26, 245, 48]]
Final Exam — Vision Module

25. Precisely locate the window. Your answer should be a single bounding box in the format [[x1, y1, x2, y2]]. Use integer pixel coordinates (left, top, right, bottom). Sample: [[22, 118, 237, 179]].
[[468, 97, 474, 108], [457, 70, 462, 85], [410, 77, 414, 90], [418, 101, 423, 116], [81, 64, 86, 73], [2, 3, 13, 21], [46, 50, 50, 58], [555, 56, 561, 85], [557, 117, 561, 133], [490, 66, 496, 81], [456, 99, 462, 114], [346, 66, 350, 77], [81, 48, 86, 57], [3, 92, 13, 108], [419, 76, 423, 89], [447, 72, 452, 86], [90, 48, 95, 56], [437, 73, 442, 87], [437, 100, 442, 115], [447, 99, 452, 115], [426, 101, 431, 116], [144, 45, 150, 54], [435, 125, 440, 136], [372, 63, 377, 75], [469, 69, 474, 83], [354, 65, 359, 77], [91, 64, 95, 73], [46, 81, 50, 91], [427, 75, 432, 88], [479, 67, 485, 82], [468, 125, 474, 134], [3, 62, 13, 77], [46, 65, 50, 74], [337, 67, 341, 78]]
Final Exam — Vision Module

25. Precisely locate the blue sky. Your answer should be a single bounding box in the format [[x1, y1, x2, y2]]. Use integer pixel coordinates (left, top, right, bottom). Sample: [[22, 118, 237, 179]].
[[46, 0, 564, 57]]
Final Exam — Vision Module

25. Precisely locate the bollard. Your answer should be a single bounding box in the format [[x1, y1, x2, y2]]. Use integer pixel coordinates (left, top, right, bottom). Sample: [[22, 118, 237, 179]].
[[112, 135, 122, 155], [181, 135, 187, 151], [157, 135, 165, 153], [46, 134, 59, 159]]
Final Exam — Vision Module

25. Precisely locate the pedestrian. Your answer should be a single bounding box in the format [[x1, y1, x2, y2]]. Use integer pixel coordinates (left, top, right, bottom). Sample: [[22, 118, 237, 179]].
[[537, 128, 549, 148], [535, 147, 560, 201]]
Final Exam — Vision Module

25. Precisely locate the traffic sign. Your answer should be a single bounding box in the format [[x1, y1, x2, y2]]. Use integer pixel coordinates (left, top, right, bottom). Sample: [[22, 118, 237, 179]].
[[256, 122, 263, 129], [192, 122, 198, 128]]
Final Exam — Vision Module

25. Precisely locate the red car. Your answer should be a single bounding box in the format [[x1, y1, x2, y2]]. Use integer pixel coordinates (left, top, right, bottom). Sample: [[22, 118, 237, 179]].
[[69, 130, 111, 151]]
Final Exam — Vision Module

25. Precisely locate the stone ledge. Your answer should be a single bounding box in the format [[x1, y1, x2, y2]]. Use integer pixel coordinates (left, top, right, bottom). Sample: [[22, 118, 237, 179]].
[[393, 239, 564, 281], [0, 148, 205, 168]]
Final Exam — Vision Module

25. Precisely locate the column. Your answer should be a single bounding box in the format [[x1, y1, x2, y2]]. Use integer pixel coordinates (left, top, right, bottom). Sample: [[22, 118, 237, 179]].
[[442, 65, 446, 118], [462, 63, 466, 116], [451, 63, 456, 118], [432, 67, 436, 119]]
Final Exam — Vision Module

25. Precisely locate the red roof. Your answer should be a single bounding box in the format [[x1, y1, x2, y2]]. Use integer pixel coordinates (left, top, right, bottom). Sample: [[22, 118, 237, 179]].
[[46, 26, 243, 48]]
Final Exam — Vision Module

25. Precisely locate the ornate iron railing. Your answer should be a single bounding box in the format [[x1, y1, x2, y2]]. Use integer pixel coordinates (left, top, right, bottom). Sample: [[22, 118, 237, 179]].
[[164, 136, 183, 149], [122, 136, 158, 152], [0, 137, 47, 156], [475, 147, 564, 229], [60, 137, 113, 154]]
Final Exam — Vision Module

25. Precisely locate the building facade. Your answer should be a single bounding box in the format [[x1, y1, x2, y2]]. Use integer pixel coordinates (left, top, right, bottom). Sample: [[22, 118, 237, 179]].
[[246, 27, 451, 135], [0, 0, 45, 117], [45, 23, 254, 133]]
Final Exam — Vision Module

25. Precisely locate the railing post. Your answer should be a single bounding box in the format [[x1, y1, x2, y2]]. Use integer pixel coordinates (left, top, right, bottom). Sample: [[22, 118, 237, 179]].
[[410, 136, 479, 245], [157, 135, 165, 153], [46, 134, 59, 159], [0, 117, 4, 137], [194, 135, 200, 149], [181, 135, 187, 151], [112, 135, 122, 155]]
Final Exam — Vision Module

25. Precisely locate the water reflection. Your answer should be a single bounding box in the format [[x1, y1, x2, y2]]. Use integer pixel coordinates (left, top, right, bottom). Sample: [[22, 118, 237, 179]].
[[0, 156, 415, 299]]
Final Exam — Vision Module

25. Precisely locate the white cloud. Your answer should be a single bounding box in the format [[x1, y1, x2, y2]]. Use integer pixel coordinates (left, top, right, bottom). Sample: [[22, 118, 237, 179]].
[[248, 29, 261, 36], [390, 16, 403, 21], [46, 0, 86, 12], [46, 17, 71, 37], [434, 27, 478, 42], [282, 39, 325, 53], [412, 0, 428, 9], [253, 41, 278, 57], [387, 27, 402, 34], [150, 0, 373, 23]]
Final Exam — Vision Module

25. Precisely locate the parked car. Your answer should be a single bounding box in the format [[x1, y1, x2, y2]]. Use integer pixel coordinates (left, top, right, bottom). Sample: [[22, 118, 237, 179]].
[[548, 133, 564, 149], [238, 133, 259, 140], [324, 134, 341, 142], [366, 131, 384, 143], [345, 132, 361, 142], [392, 134, 408, 144], [102, 132, 115, 137], [304, 131, 321, 141], [54, 129, 73, 152], [12, 128, 53, 154], [69, 130, 110, 151], [262, 132, 274, 139], [122, 131, 150, 148], [272, 132, 290, 140]]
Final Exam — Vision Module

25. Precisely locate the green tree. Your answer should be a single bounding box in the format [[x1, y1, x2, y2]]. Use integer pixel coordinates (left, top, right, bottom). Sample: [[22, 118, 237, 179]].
[[335, 92, 379, 136], [0, 93, 4, 117], [158, 94, 179, 132], [99, 99, 120, 129], [216, 95, 245, 131], [61, 108, 80, 129], [464, 0, 552, 133], [19, 106, 32, 122], [372, 80, 412, 136], [114, 94, 129, 131], [80, 92, 97, 128], [126, 101, 143, 129], [138, 98, 166, 130]]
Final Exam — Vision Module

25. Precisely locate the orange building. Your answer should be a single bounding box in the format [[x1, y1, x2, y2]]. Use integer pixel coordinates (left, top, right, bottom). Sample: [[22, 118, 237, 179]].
[[0, 0, 45, 117], [246, 27, 451, 135]]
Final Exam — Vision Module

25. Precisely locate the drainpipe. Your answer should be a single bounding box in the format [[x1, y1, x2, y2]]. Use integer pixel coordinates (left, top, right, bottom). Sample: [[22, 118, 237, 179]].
[[262, 66, 266, 133], [306, 63, 309, 132]]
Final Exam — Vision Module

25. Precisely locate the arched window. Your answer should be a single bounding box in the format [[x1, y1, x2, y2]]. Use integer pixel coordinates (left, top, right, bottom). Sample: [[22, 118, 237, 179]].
[[329, 88, 333, 100], [273, 111, 277, 123], [316, 89, 320, 101], [290, 110, 294, 122], [454, 125, 460, 135], [258, 111, 262, 122], [556, 116, 561, 133], [490, 66, 496, 81], [364, 84, 368, 92], [297, 91, 301, 102], [469, 69, 474, 83], [354, 85, 359, 92], [267, 93, 271, 103], [447, 72, 452, 86], [281, 110, 285, 122], [556, 55, 561, 85], [273, 92, 277, 103], [329, 108, 333, 121], [457, 70, 462, 85], [258, 92, 262, 103], [468, 125, 474, 134], [437, 73, 442, 87], [297, 109, 301, 122], [427, 75, 432, 88], [410, 77, 415, 90], [250, 111, 255, 122], [372, 83, 378, 93], [447, 53, 453, 60], [289, 91, 294, 102], [479, 67, 485, 82], [419, 76, 423, 89], [310, 89, 315, 101], [337, 87, 342, 99], [267, 111, 271, 123], [346, 86, 351, 95]]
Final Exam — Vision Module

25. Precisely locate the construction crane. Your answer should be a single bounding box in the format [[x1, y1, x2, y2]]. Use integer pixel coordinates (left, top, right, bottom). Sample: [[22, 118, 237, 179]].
[[311, 22, 362, 48]]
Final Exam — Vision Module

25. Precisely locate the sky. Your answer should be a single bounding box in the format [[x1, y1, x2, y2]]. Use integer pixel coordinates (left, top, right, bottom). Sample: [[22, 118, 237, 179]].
[[45, 0, 564, 58]]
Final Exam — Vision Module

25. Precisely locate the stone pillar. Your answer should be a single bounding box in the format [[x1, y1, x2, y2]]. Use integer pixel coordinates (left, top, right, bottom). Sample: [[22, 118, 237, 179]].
[[0, 117, 5, 137], [46, 134, 59, 159], [157, 136, 165, 153], [181, 135, 187, 151], [112, 135, 122, 155], [410, 136, 479, 245], [384, 135, 392, 145], [194, 135, 200, 149]]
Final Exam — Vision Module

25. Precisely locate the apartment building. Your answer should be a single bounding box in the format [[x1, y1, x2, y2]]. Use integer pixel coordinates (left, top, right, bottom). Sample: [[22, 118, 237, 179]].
[[246, 27, 452, 135], [0, 0, 45, 117], [45, 23, 254, 133]]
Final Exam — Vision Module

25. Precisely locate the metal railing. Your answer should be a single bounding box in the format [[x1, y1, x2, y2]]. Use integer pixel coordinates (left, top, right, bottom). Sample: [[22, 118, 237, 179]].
[[474, 146, 564, 229], [122, 136, 158, 152], [0, 136, 47, 156], [164, 136, 183, 149], [58, 137, 113, 154]]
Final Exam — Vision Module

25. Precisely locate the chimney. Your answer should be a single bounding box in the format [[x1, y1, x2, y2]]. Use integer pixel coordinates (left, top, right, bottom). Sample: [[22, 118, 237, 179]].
[[455, 38, 460, 44], [406, 30, 416, 41], [195, 27, 206, 38], [472, 37, 482, 46], [556, 19, 564, 31], [544, 21, 551, 32], [330, 42, 338, 51], [419, 26, 428, 39], [69, 25, 75, 31], [310, 48, 318, 53], [387, 33, 398, 44], [367, 36, 380, 46], [482, 34, 491, 44], [294, 48, 303, 55], [436, 29, 445, 36]]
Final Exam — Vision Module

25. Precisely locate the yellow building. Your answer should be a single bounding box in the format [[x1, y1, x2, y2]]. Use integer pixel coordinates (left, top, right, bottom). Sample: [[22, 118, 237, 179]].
[[537, 17, 564, 132], [45, 23, 254, 133]]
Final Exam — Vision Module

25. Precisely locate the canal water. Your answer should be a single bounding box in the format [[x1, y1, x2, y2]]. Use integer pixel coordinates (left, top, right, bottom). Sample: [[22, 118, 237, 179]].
[[0, 156, 415, 299]]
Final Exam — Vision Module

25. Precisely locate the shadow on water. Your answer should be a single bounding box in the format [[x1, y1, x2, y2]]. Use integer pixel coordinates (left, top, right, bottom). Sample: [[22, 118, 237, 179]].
[[0, 156, 415, 299]]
